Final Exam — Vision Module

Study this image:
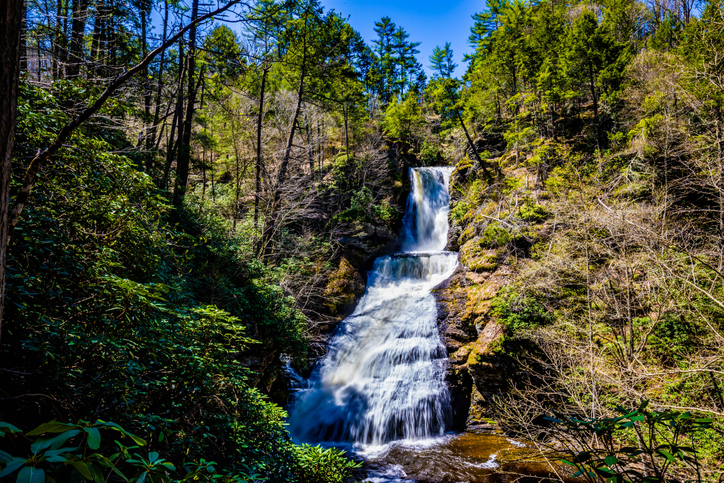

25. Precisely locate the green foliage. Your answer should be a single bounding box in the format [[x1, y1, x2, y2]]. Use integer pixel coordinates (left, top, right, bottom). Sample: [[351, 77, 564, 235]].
[[293, 445, 362, 483], [2, 81, 353, 482], [517, 199, 549, 222], [491, 287, 551, 333], [647, 314, 696, 366], [546, 402, 712, 483], [382, 93, 424, 144], [479, 222, 514, 248], [450, 200, 471, 224]]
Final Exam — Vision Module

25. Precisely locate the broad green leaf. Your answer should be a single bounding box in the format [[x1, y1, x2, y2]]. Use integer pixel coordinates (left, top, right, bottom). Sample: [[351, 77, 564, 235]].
[[0, 450, 13, 464], [16, 466, 45, 483], [0, 458, 25, 477], [88, 463, 104, 483], [31, 430, 80, 454], [604, 455, 617, 466], [0, 422, 21, 435], [69, 461, 93, 480], [84, 428, 101, 450], [27, 422, 77, 436], [657, 449, 676, 462]]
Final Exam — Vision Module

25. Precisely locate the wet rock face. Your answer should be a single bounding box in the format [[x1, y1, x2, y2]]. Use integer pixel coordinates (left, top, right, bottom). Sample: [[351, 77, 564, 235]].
[[433, 261, 515, 430]]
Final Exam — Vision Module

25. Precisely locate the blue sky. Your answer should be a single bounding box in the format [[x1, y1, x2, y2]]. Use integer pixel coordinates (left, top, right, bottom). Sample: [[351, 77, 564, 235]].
[[318, 0, 481, 78]]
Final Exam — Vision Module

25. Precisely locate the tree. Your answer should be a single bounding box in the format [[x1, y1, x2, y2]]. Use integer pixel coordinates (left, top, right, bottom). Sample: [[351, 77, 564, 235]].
[[428, 43, 492, 178], [4, 0, 245, 344], [429, 42, 457, 80], [0, 0, 24, 341]]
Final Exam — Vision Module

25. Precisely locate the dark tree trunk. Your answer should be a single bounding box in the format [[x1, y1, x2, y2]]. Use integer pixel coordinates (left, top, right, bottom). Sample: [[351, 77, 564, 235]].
[[306, 112, 314, 180], [174, 0, 199, 205], [19, 0, 26, 72], [53, 0, 66, 79], [163, 45, 185, 190], [261, 48, 306, 255], [344, 101, 350, 159], [0, 0, 24, 342], [588, 61, 601, 153], [147, 0, 169, 166], [140, 4, 152, 170], [456, 111, 491, 179], [67, 0, 88, 78], [254, 64, 268, 230], [89, 0, 103, 73]]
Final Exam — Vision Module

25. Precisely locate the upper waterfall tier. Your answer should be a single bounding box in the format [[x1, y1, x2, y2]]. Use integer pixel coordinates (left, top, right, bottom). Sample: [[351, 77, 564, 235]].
[[401, 167, 454, 252]]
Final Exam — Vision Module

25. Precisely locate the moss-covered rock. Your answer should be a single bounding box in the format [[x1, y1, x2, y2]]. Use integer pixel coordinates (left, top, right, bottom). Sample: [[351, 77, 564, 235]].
[[323, 257, 365, 317]]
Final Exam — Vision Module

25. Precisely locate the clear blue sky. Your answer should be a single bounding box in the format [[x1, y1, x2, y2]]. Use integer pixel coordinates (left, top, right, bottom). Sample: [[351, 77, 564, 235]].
[[318, 0, 480, 78]]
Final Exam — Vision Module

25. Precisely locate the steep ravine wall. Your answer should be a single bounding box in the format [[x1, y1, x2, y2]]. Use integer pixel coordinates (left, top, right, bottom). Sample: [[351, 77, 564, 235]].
[[433, 259, 516, 431]]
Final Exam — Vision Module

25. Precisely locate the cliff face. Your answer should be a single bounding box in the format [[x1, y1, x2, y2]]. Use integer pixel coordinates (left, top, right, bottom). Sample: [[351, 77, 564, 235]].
[[434, 162, 542, 430], [434, 258, 517, 430]]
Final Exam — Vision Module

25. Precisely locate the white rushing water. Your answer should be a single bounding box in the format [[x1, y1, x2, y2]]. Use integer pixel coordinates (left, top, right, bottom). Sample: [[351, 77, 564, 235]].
[[289, 167, 457, 448]]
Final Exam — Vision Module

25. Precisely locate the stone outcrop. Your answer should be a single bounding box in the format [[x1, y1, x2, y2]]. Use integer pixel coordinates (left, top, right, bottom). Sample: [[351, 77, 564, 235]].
[[433, 253, 516, 431]]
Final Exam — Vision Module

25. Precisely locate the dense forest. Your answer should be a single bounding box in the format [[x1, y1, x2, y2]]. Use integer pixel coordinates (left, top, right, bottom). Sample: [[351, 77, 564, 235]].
[[1, 0, 724, 480]]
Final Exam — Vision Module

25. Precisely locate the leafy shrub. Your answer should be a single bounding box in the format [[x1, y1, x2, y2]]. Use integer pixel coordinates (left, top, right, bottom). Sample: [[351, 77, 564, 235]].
[[517, 200, 549, 222], [479, 223, 513, 248], [546, 401, 712, 483], [491, 287, 552, 333], [293, 445, 361, 483]]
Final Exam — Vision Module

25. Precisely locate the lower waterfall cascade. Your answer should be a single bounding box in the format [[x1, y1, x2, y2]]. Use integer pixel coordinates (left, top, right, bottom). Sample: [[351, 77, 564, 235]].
[[288, 166, 457, 447]]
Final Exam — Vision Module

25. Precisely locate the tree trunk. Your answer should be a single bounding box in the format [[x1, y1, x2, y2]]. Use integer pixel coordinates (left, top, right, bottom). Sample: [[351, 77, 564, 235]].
[[254, 64, 268, 231], [456, 111, 491, 179], [261, 43, 306, 255], [174, 0, 199, 205], [53, 0, 65, 79], [140, 4, 152, 170], [163, 45, 185, 189], [588, 61, 602, 153], [0, 0, 24, 342], [147, 0, 169, 166], [344, 101, 350, 159], [67, 0, 89, 78], [19, 0, 26, 73], [306, 112, 314, 180], [89, 0, 103, 74]]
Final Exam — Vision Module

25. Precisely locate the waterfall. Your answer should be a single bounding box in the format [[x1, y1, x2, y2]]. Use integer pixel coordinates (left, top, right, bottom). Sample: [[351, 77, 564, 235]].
[[289, 167, 457, 447]]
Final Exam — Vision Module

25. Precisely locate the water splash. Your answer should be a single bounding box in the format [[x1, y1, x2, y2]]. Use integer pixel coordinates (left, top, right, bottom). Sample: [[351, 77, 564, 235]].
[[289, 167, 457, 447]]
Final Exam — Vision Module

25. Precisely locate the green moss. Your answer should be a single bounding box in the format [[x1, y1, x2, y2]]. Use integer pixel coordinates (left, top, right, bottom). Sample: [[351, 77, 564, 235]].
[[517, 200, 549, 222], [468, 250, 502, 272], [479, 223, 512, 249], [491, 287, 552, 334], [450, 200, 471, 224]]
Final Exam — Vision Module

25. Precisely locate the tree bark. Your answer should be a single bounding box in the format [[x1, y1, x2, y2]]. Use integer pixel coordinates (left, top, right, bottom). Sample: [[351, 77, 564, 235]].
[[0, 0, 24, 342], [261, 39, 306, 255], [163, 44, 185, 189], [306, 112, 314, 180], [456, 111, 491, 179], [174, 0, 199, 205], [254, 63, 268, 231], [588, 61, 602, 153], [147, 0, 169, 166], [67, 0, 89, 78]]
